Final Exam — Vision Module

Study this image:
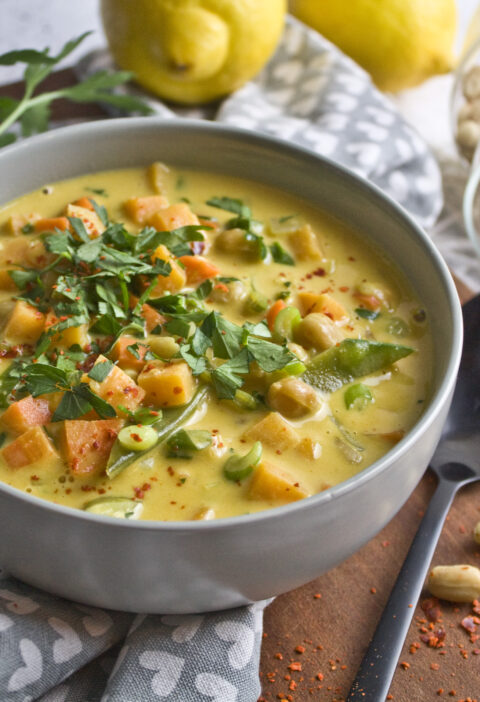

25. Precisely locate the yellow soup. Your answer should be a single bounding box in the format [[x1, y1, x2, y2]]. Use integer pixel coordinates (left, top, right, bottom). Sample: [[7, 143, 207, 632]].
[[0, 164, 432, 521]]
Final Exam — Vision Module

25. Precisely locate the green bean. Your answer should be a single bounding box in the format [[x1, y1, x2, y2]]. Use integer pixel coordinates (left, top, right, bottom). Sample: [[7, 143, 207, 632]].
[[83, 496, 143, 519]]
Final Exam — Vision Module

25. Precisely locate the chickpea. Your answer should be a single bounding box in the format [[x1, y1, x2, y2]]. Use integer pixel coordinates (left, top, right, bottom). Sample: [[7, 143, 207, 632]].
[[295, 313, 344, 350], [268, 376, 320, 418]]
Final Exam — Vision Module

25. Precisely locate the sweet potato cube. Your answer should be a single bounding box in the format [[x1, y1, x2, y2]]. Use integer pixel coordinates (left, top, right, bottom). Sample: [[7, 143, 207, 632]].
[[0, 396, 52, 435], [148, 203, 199, 231], [304, 293, 348, 322], [124, 195, 169, 224], [110, 336, 148, 372], [4, 301, 45, 345], [288, 224, 323, 260], [141, 303, 166, 332], [83, 355, 145, 414], [243, 412, 300, 452], [137, 360, 195, 407], [249, 461, 310, 503], [65, 204, 105, 238], [59, 418, 124, 475], [44, 311, 90, 349], [1, 426, 58, 469], [150, 244, 187, 296], [34, 217, 70, 233]]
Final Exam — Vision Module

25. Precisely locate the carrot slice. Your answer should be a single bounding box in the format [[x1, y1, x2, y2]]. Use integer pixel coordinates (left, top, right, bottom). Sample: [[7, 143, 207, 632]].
[[178, 255, 220, 285], [72, 197, 95, 211], [266, 300, 287, 332]]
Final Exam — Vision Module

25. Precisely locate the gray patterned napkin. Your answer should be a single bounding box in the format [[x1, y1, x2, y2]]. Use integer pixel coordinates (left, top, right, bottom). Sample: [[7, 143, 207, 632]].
[[1, 16, 445, 702]]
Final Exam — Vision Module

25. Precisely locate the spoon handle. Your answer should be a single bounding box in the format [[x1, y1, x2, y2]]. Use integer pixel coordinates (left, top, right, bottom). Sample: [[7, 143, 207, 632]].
[[346, 475, 458, 702]]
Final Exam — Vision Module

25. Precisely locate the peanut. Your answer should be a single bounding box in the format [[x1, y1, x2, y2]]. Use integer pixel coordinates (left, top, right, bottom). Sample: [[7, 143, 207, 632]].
[[427, 564, 480, 603]]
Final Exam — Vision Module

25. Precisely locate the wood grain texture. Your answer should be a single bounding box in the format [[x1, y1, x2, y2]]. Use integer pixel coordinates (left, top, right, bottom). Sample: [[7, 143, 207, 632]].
[[1, 72, 477, 702]]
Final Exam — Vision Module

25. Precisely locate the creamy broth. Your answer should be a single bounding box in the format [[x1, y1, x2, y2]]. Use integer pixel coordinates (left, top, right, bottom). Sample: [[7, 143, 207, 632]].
[[0, 165, 432, 520]]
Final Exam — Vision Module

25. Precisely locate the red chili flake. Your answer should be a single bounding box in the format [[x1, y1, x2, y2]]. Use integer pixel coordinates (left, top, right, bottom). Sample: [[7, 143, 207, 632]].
[[130, 432, 142, 443], [173, 386, 182, 394], [431, 663, 440, 671], [30, 475, 39, 482], [370, 587, 377, 594], [316, 673, 324, 681], [421, 597, 442, 623], [437, 689, 444, 696], [313, 593, 322, 599], [400, 661, 410, 670], [288, 662, 302, 671], [313, 268, 326, 277], [294, 645, 305, 654], [449, 692, 456, 697], [97, 488, 106, 495], [92, 440, 100, 450], [461, 616, 477, 633], [274, 653, 283, 660], [167, 466, 174, 476]]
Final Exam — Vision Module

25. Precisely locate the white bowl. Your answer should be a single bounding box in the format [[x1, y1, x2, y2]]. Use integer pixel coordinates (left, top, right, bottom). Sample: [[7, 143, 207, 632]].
[[0, 118, 462, 613]]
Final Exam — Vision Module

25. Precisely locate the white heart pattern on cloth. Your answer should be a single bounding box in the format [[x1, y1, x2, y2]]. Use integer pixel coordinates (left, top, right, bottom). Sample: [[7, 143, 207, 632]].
[[7, 639, 42, 691], [0, 589, 40, 615], [346, 142, 381, 169], [214, 621, 255, 670], [324, 91, 358, 113], [48, 617, 82, 664], [76, 605, 114, 637], [161, 615, 204, 643], [273, 58, 304, 84], [195, 673, 238, 702], [356, 121, 388, 142], [139, 650, 185, 697], [0, 612, 13, 631]]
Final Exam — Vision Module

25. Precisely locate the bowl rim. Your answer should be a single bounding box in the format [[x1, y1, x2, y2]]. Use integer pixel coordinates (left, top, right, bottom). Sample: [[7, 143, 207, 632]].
[[0, 116, 464, 532]]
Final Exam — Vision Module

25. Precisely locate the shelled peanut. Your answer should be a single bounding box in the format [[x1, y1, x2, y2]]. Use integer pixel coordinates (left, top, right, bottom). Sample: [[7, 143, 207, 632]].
[[457, 65, 480, 161]]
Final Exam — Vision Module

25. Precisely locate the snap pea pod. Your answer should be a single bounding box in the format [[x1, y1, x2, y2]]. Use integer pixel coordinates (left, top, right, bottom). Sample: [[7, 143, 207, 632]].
[[303, 339, 414, 393], [344, 383, 373, 410], [166, 429, 212, 459], [106, 386, 209, 479], [83, 496, 143, 519]]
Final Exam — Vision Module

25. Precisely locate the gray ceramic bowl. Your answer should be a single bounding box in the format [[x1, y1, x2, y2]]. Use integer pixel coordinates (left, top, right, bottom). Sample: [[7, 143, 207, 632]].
[[0, 119, 462, 613]]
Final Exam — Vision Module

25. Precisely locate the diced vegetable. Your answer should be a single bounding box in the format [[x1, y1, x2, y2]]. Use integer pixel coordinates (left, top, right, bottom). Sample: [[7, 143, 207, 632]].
[[194, 507, 215, 520], [273, 306, 301, 341], [118, 424, 158, 452], [243, 411, 300, 451], [106, 386, 208, 478], [266, 299, 286, 332], [269, 359, 307, 383], [60, 418, 124, 474], [298, 293, 347, 322], [148, 161, 170, 194], [354, 281, 389, 312], [288, 224, 323, 260], [148, 203, 199, 230], [295, 312, 344, 350], [166, 429, 212, 458], [72, 197, 95, 211], [150, 244, 187, 296], [0, 268, 19, 291], [65, 204, 105, 238], [124, 195, 169, 224], [44, 312, 90, 349], [0, 395, 52, 434], [2, 426, 59, 468], [4, 300, 45, 345], [111, 336, 149, 372], [223, 441, 262, 481], [268, 376, 321, 418], [34, 217, 70, 233], [178, 255, 220, 285], [83, 496, 143, 519], [248, 461, 310, 502], [6, 213, 40, 236], [304, 339, 414, 392], [215, 228, 262, 259], [137, 360, 195, 407], [244, 287, 268, 314], [385, 317, 410, 337], [344, 383, 373, 410], [83, 355, 145, 414], [147, 335, 179, 358], [269, 215, 304, 236]]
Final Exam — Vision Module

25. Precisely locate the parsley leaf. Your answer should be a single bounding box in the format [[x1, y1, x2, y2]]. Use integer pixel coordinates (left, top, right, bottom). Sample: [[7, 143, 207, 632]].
[[211, 348, 250, 399], [88, 359, 114, 382], [206, 196, 251, 218], [201, 311, 243, 359], [270, 242, 295, 266]]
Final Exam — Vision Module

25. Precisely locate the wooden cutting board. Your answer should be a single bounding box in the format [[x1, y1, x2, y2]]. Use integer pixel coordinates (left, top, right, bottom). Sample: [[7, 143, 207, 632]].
[[2, 71, 478, 702]]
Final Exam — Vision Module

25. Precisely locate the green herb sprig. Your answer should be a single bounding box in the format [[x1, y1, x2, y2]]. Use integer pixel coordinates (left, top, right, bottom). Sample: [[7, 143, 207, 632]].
[[0, 33, 152, 147]]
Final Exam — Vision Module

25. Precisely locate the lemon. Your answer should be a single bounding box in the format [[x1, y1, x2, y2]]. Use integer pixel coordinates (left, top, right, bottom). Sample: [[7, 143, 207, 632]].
[[289, 0, 456, 92], [101, 0, 287, 105]]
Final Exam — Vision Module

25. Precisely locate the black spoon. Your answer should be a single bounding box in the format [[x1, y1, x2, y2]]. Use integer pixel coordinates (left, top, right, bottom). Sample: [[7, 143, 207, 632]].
[[347, 295, 480, 702]]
